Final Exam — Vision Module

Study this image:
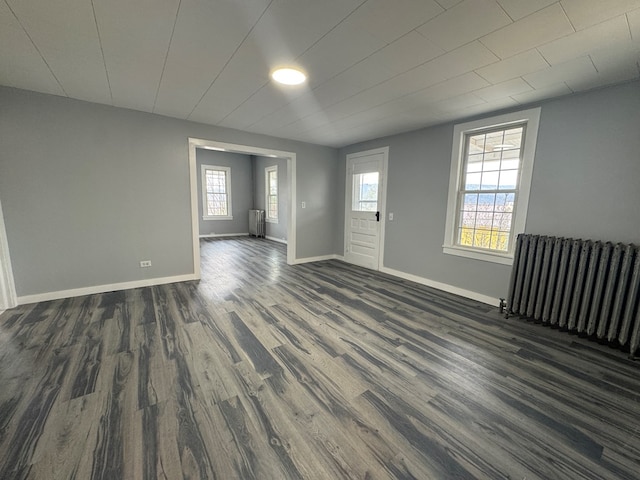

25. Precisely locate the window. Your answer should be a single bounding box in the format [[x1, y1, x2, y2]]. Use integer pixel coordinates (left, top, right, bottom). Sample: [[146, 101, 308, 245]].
[[352, 172, 379, 211], [443, 108, 540, 265], [265, 166, 278, 223], [201, 165, 232, 220]]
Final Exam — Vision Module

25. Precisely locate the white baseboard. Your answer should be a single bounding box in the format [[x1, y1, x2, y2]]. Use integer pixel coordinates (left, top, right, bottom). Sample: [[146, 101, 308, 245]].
[[17, 273, 198, 305], [265, 236, 287, 244], [293, 254, 343, 265], [199, 233, 249, 238], [379, 266, 498, 306]]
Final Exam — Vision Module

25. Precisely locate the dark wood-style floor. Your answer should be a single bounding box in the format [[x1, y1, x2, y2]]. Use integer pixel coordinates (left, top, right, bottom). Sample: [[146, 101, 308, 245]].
[[1, 237, 639, 480]]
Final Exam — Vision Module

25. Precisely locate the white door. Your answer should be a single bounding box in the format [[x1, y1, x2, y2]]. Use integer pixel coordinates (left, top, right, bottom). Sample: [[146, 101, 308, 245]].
[[344, 148, 388, 270]]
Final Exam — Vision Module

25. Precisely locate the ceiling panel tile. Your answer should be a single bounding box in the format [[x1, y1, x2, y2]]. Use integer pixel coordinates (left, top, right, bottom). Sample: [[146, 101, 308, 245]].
[[314, 81, 406, 119], [6, 0, 110, 103], [369, 32, 445, 75], [153, 0, 270, 118], [253, 0, 363, 55], [407, 72, 490, 107], [480, 3, 574, 59], [511, 82, 573, 104], [565, 66, 639, 92], [589, 40, 640, 76], [306, 55, 398, 109], [351, 73, 488, 123], [321, 111, 422, 143], [496, 0, 556, 21], [473, 77, 532, 101], [316, 42, 497, 120], [411, 41, 499, 86], [217, 84, 298, 130], [434, 0, 465, 9], [417, 0, 512, 51], [398, 108, 450, 126], [188, 41, 270, 123], [455, 96, 519, 117], [431, 92, 486, 113], [94, 0, 180, 112], [320, 105, 407, 134], [561, 0, 640, 30], [187, 70, 267, 125], [250, 92, 328, 130], [349, 0, 444, 44], [475, 49, 548, 83], [0, 1, 65, 95], [293, 108, 350, 130], [575, 40, 640, 92], [524, 56, 597, 89], [299, 20, 387, 87], [307, 79, 365, 112], [629, 8, 640, 40], [538, 15, 631, 66]]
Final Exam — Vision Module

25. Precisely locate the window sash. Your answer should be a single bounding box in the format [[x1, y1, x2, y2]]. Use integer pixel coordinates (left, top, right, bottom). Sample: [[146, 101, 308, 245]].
[[454, 124, 525, 253], [266, 166, 278, 222], [443, 107, 540, 265], [202, 165, 232, 219]]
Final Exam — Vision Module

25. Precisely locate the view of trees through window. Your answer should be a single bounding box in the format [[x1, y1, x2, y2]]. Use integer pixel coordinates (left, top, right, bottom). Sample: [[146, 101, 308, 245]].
[[205, 169, 228, 216], [353, 172, 378, 212], [267, 168, 278, 220], [457, 125, 524, 252]]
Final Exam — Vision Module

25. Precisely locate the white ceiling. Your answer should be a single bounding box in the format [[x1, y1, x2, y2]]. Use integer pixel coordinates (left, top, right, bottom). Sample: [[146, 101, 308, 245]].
[[1, 0, 639, 148]]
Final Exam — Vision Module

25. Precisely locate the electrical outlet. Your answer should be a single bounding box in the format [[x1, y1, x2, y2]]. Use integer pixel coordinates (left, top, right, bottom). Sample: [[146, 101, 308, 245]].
[[139, 260, 152, 268], [389, 212, 394, 221], [301, 201, 306, 209]]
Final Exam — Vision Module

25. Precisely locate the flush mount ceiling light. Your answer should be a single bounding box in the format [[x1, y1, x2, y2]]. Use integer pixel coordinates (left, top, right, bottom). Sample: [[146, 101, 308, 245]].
[[271, 67, 306, 85]]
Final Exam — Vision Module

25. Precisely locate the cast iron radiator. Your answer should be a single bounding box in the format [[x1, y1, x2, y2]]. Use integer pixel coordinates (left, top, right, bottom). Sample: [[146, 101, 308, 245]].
[[506, 234, 640, 358], [248, 209, 265, 238]]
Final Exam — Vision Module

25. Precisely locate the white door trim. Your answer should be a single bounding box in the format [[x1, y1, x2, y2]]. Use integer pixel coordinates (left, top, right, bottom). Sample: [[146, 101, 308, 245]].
[[188, 138, 297, 278], [0, 198, 18, 310], [344, 146, 389, 271]]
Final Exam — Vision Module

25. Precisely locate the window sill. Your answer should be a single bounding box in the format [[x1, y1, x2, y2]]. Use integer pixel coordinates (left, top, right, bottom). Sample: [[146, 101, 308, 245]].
[[443, 245, 513, 265], [266, 218, 278, 224], [203, 215, 233, 221]]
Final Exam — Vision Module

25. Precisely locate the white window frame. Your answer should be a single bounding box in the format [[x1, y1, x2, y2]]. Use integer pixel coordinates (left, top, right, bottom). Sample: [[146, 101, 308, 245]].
[[265, 165, 278, 224], [201, 164, 233, 220], [443, 107, 541, 265]]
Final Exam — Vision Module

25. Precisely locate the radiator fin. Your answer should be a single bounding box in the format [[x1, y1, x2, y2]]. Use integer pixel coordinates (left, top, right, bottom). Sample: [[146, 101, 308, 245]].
[[507, 234, 640, 358]]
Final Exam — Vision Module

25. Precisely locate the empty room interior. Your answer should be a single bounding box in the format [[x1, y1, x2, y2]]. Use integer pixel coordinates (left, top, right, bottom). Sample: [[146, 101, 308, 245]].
[[1, 1, 640, 479]]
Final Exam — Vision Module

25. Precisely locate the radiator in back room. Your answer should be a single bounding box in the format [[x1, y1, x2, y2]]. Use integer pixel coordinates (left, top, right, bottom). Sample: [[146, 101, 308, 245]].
[[248, 209, 265, 238], [506, 234, 640, 359]]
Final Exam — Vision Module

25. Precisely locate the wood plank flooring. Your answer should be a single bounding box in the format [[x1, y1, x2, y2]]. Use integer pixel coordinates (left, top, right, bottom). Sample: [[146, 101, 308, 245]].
[[1, 236, 639, 479]]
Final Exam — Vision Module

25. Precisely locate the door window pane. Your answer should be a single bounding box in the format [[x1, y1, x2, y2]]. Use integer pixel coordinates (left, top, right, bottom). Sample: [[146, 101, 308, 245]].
[[352, 172, 379, 211]]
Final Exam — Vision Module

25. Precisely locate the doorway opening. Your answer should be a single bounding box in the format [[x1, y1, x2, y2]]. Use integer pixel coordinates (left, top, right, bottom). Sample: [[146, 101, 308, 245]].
[[188, 138, 296, 280]]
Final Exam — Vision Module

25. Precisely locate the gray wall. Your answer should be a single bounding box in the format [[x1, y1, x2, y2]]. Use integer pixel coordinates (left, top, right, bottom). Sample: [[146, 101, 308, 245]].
[[339, 80, 640, 300], [197, 150, 252, 236], [0, 86, 338, 298], [253, 155, 288, 242], [3, 80, 637, 302]]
